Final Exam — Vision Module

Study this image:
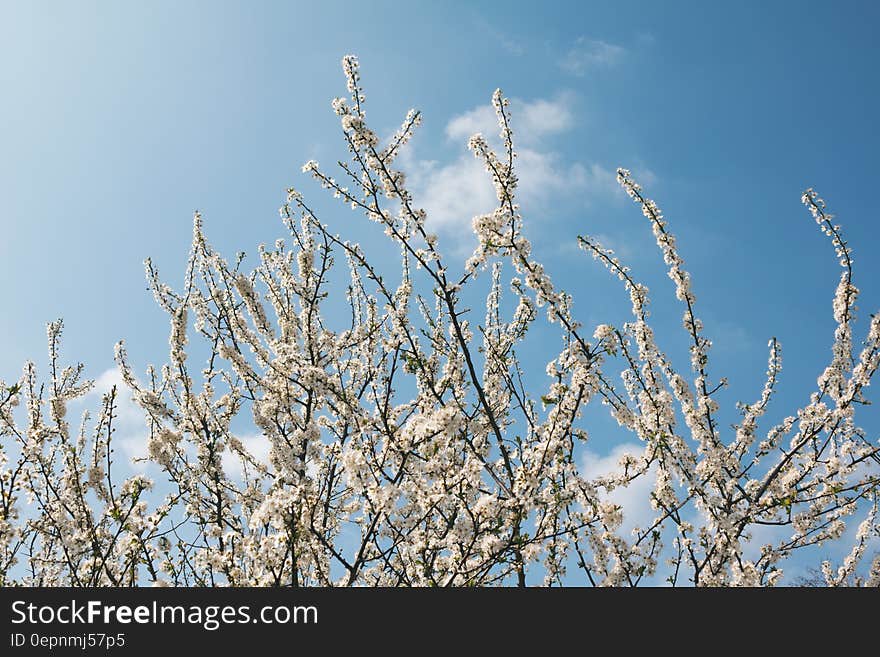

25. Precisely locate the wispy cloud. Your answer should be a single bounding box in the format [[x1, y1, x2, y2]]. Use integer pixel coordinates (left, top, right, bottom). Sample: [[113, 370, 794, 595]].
[[708, 319, 753, 354], [559, 37, 626, 76], [470, 15, 525, 56], [486, 25, 525, 56], [587, 232, 637, 262]]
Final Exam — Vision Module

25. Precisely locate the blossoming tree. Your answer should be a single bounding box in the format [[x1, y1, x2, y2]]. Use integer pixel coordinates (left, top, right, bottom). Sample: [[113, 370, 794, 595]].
[[1, 56, 878, 587]]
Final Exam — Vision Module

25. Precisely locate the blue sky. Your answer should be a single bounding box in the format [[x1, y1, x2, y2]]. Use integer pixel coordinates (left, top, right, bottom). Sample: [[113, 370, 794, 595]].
[[2, 1, 879, 577], [2, 0, 878, 383]]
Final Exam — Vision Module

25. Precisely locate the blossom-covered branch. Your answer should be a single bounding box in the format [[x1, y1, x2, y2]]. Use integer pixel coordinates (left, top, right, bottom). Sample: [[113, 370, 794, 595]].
[[2, 56, 877, 587]]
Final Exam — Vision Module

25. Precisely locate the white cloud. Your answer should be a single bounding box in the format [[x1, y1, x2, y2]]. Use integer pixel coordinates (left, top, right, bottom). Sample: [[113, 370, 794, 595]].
[[404, 94, 620, 235], [519, 96, 575, 138], [222, 433, 271, 479], [581, 443, 657, 535], [76, 367, 149, 470], [559, 38, 626, 76], [77, 370, 316, 483], [404, 153, 497, 233], [445, 94, 574, 145], [222, 434, 324, 483], [444, 104, 497, 143], [516, 151, 614, 203]]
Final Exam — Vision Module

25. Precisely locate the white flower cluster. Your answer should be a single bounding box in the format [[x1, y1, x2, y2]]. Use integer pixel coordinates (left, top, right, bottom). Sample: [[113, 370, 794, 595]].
[[2, 56, 878, 587]]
